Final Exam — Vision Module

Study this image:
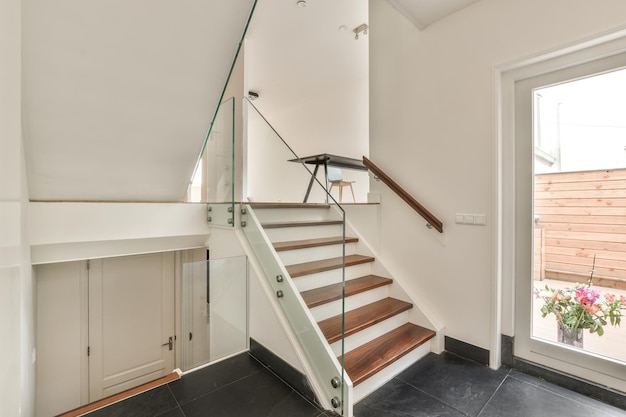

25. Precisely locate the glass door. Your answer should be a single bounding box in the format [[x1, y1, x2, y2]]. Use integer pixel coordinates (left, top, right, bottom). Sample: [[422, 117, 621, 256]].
[[514, 53, 626, 392]]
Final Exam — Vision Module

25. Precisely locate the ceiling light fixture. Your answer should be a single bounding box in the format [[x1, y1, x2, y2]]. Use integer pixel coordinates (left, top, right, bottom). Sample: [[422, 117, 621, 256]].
[[353, 23, 368, 40], [297, 0, 307, 8]]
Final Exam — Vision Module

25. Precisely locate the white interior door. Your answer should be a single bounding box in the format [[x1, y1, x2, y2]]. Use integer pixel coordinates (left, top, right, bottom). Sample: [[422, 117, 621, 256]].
[[88, 252, 176, 401]]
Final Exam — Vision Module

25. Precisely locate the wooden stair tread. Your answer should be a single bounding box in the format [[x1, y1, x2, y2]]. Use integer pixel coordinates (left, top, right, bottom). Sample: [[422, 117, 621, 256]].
[[301, 275, 393, 308], [274, 236, 358, 252], [319, 298, 412, 344], [261, 219, 343, 229], [342, 323, 436, 386], [286, 254, 375, 278], [250, 203, 331, 209]]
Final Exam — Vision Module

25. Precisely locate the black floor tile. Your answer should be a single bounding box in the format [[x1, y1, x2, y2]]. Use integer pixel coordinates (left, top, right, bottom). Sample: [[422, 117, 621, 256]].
[[180, 367, 322, 417], [506, 370, 626, 417], [478, 376, 625, 417], [155, 406, 185, 417], [85, 385, 179, 417], [354, 378, 467, 417], [168, 353, 265, 405], [85, 351, 626, 417], [395, 352, 510, 417]]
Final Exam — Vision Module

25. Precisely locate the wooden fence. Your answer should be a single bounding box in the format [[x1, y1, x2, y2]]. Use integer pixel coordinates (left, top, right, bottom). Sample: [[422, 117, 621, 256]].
[[534, 168, 626, 289]]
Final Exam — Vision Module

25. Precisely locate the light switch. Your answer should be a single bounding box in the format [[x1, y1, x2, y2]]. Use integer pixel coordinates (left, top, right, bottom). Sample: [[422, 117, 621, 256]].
[[456, 213, 486, 226]]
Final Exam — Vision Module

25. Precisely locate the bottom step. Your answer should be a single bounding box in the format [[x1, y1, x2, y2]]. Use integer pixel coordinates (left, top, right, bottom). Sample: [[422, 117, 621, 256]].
[[342, 323, 435, 386]]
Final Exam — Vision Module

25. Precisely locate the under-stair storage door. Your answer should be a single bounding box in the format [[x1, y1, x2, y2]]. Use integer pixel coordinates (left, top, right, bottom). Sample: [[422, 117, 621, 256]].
[[88, 253, 176, 401]]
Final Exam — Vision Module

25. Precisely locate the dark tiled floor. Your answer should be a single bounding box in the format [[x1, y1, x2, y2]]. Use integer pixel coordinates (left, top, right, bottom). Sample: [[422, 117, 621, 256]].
[[355, 352, 626, 417], [85, 352, 332, 417], [86, 351, 626, 417]]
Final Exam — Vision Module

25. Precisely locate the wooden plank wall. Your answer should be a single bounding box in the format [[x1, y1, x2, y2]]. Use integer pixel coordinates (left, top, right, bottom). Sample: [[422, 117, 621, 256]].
[[535, 168, 626, 289]]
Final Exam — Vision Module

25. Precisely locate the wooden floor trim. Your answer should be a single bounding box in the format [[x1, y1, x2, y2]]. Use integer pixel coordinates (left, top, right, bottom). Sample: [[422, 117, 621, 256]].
[[57, 370, 181, 417]]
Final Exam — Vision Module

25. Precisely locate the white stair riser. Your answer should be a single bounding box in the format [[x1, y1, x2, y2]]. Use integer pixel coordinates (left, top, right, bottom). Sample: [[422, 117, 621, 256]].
[[330, 311, 410, 356], [253, 207, 339, 223], [265, 224, 344, 243], [353, 341, 431, 404], [310, 286, 390, 322], [292, 263, 373, 292], [278, 242, 357, 265]]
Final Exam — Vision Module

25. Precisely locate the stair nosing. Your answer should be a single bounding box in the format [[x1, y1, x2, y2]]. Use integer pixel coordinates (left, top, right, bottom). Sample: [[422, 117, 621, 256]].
[[342, 323, 436, 386], [274, 236, 359, 252], [301, 275, 393, 308], [286, 254, 375, 278], [250, 203, 331, 209], [261, 220, 344, 229], [319, 297, 413, 344]]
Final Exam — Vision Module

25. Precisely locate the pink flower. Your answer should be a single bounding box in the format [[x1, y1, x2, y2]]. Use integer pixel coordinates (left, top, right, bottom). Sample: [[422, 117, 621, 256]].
[[575, 287, 600, 305], [605, 293, 616, 303]]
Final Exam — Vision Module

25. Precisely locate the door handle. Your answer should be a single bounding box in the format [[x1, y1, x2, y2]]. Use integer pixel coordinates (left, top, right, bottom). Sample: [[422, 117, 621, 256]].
[[162, 336, 173, 351]]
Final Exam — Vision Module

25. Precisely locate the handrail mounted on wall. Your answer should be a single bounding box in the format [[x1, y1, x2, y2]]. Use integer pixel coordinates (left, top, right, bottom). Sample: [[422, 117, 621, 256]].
[[363, 156, 444, 233]]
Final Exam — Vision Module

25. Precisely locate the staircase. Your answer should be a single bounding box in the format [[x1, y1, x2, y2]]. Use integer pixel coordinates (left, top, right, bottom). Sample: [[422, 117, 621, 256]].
[[250, 203, 435, 404]]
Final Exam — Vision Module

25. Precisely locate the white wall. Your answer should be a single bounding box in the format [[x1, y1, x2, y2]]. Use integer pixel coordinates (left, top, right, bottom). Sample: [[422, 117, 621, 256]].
[[369, 0, 626, 353], [244, 0, 370, 203], [0, 0, 36, 415]]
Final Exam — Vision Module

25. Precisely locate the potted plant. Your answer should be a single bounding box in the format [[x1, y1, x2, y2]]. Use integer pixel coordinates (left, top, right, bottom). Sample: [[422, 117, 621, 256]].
[[534, 283, 626, 347]]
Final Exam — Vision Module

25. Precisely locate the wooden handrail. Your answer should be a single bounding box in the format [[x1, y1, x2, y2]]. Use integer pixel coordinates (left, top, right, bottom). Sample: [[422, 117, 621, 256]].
[[363, 156, 443, 233]]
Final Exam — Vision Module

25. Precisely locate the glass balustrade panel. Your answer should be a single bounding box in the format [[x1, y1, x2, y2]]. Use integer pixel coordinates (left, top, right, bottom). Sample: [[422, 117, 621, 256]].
[[187, 97, 235, 227], [242, 97, 350, 414], [182, 254, 248, 371]]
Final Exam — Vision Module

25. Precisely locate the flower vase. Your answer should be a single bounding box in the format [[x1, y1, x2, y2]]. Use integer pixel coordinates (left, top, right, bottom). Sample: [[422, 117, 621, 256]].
[[558, 323, 583, 348]]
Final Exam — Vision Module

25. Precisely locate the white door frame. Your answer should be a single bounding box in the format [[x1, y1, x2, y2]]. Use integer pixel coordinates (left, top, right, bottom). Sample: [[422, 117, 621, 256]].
[[496, 29, 626, 388]]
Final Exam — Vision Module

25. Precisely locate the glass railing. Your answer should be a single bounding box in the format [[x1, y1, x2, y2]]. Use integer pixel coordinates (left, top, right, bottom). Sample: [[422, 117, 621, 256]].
[[187, 97, 236, 227], [181, 254, 248, 371], [241, 97, 352, 415]]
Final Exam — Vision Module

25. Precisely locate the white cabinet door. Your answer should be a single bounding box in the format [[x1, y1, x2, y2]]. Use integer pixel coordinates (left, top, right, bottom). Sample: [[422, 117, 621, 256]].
[[88, 253, 175, 401]]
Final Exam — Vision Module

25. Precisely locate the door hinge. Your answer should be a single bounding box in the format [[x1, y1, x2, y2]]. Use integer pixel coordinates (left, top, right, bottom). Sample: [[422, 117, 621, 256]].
[[189, 332, 193, 341], [87, 346, 90, 356]]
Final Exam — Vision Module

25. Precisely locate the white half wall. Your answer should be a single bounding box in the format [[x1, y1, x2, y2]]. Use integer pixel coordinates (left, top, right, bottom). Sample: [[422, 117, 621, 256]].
[[29, 202, 211, 264]]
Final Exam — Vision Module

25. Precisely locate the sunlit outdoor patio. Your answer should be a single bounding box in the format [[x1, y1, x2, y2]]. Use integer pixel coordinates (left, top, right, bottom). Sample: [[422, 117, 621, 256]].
[[532, 278, 626, 364]]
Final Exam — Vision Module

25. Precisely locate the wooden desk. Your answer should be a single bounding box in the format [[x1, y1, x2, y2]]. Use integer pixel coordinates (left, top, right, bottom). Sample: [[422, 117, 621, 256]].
[[290, 153, 367, 202]]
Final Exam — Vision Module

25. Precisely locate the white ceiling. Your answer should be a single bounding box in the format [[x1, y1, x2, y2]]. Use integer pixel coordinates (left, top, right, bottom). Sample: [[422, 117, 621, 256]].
[[386, 0, 482, 29], [21, 0, 479, 202]]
